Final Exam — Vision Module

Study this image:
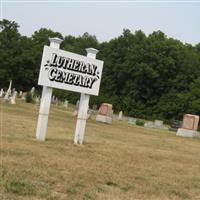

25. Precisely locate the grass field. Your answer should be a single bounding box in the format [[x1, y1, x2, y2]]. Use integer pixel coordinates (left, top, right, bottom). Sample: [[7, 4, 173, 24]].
[[1, 99, 200, 200]]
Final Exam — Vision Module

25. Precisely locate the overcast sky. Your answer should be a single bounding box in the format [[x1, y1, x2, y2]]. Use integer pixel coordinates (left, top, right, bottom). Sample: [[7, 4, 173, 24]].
[[1, 1, 200, 45]]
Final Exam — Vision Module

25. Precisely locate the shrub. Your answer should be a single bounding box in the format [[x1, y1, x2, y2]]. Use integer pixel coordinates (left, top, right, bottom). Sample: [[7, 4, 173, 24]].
[[25, 92, 33, 103], [136, 119, 145, 127]]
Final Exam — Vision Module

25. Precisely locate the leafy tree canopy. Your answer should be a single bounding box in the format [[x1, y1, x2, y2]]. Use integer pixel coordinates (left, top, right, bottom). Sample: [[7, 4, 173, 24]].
[[1, 19, 200, 121]]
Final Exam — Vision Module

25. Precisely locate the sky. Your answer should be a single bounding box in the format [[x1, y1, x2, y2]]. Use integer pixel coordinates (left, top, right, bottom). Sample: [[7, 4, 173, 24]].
[[1, 0, 200, 45]]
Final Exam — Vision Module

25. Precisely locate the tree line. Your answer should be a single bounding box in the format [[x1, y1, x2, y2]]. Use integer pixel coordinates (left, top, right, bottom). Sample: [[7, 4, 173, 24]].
[[1, 19, 200, 122]]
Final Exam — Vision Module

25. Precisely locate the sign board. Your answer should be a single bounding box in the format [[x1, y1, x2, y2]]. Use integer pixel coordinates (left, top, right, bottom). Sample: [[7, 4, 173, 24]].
[[38, 46, 104, 96]]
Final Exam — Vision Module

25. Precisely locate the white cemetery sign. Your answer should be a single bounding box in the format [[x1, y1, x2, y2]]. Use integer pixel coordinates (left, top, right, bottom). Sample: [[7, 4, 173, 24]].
[[36, 37, 104, 144], [38, 46, 103, 96]]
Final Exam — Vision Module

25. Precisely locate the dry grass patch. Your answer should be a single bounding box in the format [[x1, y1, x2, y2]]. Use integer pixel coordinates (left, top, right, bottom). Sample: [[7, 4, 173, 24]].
[[1, 99, 200, 200]]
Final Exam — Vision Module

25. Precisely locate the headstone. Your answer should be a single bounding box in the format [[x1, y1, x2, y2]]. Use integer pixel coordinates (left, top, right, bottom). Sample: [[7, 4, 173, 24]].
[[30, 87, 35, 96], [154, 120, 164, 128], [96, 103, 113, 124], [12, 88, 15, 95], [118, 111, 123, 120], [19, 91, 23, 98], [64, 100, 68, 109], [92, 105, 97, 110], [35, 96, 40, 104], [51, 95, 55, 104], [72, 110, 78, 117], [73, 100, 80, 117], [177, 114, 199, 138], [128, 117, 136, 125], [10, 91, 17, 104], [76, 100, 80, 110], [21, 92, 27, 100], [4, 80, 12, 101], [144, 121, 154, 128], [55, 97, 58, 106], [87, 109, 92, 120], [0, 88, 4, 97]]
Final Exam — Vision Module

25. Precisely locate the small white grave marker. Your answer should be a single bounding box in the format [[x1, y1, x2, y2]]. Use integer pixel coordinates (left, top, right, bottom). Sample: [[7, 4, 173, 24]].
[[118, 111, 123, 120], [35, 96, 40, 104], [4, 80, 12, 101], [128, 117, 136, 125], [144, 121, 154, 128], [64, 100, 68, 109], [19, 91, 23, 97], [0, 88, 4, 97], [154, 120, 164, 128], [10, 91, 17, 104], [30, 87, 35, 96]]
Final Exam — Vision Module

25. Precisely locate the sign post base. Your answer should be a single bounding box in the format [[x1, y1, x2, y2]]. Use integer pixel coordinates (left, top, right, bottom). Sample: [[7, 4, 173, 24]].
[[74, 93, 90, 144], [36, 86, 52, 141]]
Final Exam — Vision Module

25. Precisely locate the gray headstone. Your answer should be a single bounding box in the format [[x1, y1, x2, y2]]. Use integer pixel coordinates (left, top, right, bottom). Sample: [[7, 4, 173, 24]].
[[144, 121, 154, 128], [51, 95, 55, 104], [19, 91, 23, 97], [0, 88, 4, 97], [21, 92, 26, 100], [92, 105, 97, 110], [55, 97, 58, 105], [10, 91, 18, 104], [35, 96, 40, 104], [154, 120, 164, 128], [64, 100, 68, 108], [12, 88, 15, 95], [128, 117, 136, 125], [30, 87, 35, 95], [118, 111, 123, 120], [75, 100, 80, 110]]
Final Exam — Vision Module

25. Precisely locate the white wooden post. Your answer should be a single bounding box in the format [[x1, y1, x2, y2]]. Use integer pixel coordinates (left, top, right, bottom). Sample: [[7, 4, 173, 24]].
[[74, 48, 99, 144], [36, 37, 63, 141]]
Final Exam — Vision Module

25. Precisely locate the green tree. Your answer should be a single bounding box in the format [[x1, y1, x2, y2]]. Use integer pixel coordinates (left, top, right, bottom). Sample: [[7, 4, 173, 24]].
[[1, 19, 200, 121], [0, 19, 21, 87]]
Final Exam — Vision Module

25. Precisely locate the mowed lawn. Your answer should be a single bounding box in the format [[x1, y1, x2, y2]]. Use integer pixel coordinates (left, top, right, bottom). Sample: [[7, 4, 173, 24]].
[[1, 99, 200, 200]]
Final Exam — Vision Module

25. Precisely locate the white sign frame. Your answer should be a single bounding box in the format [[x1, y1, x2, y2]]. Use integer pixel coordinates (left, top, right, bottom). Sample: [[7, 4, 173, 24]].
[[38, 46, 104, 96]]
